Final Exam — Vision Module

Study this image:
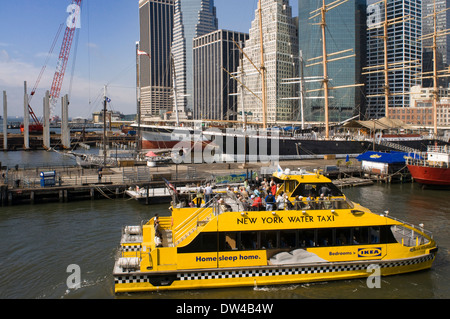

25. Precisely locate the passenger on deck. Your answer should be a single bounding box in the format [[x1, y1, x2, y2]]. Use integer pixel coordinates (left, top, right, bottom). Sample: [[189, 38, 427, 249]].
[[294, 196, 305, 210], [276, 192, 286, 210], [219, 198, 231, 213], [265, 192, 275, 211], [155, 232, 163, 247], [251, 194, 263, 211], [204, 183, 213, 206]]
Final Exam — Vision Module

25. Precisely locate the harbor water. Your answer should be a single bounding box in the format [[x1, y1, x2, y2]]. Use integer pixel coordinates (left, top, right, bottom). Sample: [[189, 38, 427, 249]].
[[0, 153, 449, 299]]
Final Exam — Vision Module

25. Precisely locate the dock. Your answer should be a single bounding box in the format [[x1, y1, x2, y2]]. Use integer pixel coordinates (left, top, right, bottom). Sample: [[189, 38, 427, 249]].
[[0, 158, 379, 207], [0, 132, 137, 151]]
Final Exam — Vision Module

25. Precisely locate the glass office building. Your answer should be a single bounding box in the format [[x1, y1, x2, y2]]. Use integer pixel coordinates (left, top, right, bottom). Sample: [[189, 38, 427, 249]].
[[193, 30, 249, 121], [422, 0, 450, 87], [298, 0, 367, 122], [366, 0, 422, 118], [139, 0, 175, 119], [172, 0, 218, 119]]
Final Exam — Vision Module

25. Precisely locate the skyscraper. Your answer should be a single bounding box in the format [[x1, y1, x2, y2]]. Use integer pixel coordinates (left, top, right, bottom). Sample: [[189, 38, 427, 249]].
[[422, 0, 450, 87], [366, 0, 422, 118], [193, 30, 249, 121], [139, 0, 175, 120], [172, 0, 218, 119], [239, 0, 299, 124], [298, 0, 367, 123]]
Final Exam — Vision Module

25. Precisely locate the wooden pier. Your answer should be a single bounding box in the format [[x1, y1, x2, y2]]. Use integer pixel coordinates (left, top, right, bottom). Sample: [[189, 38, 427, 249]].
[[0, 179, 206, 206], [0, 132, 136, 151]]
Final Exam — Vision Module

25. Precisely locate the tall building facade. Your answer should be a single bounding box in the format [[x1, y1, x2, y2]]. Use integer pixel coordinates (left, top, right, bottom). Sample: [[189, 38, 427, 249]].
[[422, 0, 450, 87], [193, 30, 249, 121], [298, 0, 367, 123], [139, 0, 175, 120], [366, 0, 422, 119], [239, 0, 299, 124], [172, 0, 218, 119]]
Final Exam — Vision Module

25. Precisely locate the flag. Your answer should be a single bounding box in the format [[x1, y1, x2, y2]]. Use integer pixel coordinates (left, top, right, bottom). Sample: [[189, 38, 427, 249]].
[[277, 164, 283, 176], [162, 177, 177, 194], [137, 50, 150, 58], [105, 97, 111, 103]]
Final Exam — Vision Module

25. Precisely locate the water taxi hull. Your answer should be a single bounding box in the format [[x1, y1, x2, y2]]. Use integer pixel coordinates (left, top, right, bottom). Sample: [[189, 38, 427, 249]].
[[114, 252, 435, 293]]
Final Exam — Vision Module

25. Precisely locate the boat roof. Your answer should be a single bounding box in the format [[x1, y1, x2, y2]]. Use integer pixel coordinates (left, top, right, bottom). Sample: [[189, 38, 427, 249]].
[[356, 151, 423, 164], [273, 167, 332, 183]]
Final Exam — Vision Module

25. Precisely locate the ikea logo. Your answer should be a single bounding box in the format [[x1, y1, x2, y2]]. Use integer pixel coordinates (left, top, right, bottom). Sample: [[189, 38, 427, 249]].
[[358, 247, 382, 258]]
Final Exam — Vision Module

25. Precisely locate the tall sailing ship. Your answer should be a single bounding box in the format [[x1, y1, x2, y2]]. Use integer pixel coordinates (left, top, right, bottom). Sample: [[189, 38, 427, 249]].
[[406, 0, 450, 187], [136, 0, 448, 162]]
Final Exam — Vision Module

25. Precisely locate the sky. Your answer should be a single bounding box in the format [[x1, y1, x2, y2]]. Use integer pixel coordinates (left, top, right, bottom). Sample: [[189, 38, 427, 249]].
[[0, 0, 298, 119]]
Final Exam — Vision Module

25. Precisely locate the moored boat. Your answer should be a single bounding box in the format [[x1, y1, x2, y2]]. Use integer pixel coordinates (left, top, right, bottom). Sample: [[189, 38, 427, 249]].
[[407, 146, 450, 186], [113, 167, 438, 293]]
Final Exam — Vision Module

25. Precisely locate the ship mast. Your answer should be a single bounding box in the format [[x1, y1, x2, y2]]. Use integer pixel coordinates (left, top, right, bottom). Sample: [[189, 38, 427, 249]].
[[320, 0, 330, 139], [307, 0, 362, 139], [364, 0, 420, 119], [419, 0, 450, 138], [258, 0, 267, 130]]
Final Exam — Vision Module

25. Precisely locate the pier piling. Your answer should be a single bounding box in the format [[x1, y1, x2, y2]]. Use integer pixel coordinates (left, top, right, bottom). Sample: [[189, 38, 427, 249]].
[[3, 91, 7, 150], [43, 91, 50, 149], [61, 95, 70, 149], [23, 81, 29, 150]]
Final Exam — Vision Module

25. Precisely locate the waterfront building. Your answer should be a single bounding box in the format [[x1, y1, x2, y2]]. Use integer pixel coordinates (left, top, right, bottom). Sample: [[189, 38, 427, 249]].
[[193, 30, 249, 121], [172, 0, 218, 119], [298, 0, 367, 123], [238, 0, 299, 124], [139, 0, 175, 120], [388, 85, 450, 126], [366, 0, 422, 119], [422, 0, 450, 87]]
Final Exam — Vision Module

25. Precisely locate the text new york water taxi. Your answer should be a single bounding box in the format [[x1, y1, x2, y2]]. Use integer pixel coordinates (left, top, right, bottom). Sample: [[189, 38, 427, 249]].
[[113, 168, 438, 293]]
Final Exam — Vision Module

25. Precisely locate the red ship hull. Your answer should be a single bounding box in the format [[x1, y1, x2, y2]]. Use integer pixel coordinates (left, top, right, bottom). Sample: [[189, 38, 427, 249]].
[[407, 164, 450, 186]]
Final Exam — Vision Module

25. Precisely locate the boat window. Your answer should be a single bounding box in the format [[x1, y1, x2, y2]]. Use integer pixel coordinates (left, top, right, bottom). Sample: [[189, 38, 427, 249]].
[[369, 227, 380, 244], [291, 183, 343, 198], [222, 232, 238, 251], [179, 226, 399, 254], [283, 180, 298, 194], [240, 231, 258, 250], [178, 232, 218, 253], [317, 228, 334, 246], [299, 229, 316, 247], [353, 227, 369, 245], [261, 231, 278, 249], [280, 230, 297, 248], [336, 228, 352, 246]]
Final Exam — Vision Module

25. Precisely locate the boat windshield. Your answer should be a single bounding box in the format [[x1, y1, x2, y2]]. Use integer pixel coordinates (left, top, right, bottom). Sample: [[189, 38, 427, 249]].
[[290, 182, 343, 198]]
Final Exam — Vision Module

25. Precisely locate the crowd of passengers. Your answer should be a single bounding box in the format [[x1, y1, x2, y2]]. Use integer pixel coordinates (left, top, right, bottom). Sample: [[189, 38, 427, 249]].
[[189, 176, 342, 212]]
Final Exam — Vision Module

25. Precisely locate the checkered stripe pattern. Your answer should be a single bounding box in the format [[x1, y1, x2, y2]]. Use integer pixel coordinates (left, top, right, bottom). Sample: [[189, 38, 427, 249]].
[[115, 275, 148, 284], [114, 254, 434, 285], [121, 245, 141, 252], [177, 255, 434, 282]]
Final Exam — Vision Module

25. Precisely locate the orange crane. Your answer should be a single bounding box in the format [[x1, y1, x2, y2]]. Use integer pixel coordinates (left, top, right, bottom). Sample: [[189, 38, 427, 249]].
[[22, 0, 82, 133]]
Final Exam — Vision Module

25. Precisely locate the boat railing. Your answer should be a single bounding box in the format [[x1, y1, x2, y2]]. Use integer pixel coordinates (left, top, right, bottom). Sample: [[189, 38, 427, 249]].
[[427, 145, 450, 154], [406, 157, 449, 169], [384, 212, 433, 244], [391, 224, 431, 247], [173, 196, 217, 247]]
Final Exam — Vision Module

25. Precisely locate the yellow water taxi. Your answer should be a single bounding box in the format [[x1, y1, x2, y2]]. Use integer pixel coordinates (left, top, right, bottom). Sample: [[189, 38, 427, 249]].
[[113, 168, 438, 293]]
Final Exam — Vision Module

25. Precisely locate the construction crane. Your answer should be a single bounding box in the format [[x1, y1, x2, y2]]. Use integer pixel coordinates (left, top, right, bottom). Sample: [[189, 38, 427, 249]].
[[22, 0, 82, 133]]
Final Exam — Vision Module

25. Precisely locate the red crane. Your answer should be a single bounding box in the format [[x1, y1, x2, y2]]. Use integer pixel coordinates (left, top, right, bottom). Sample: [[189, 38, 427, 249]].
[[22, 0, 82, 133]]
